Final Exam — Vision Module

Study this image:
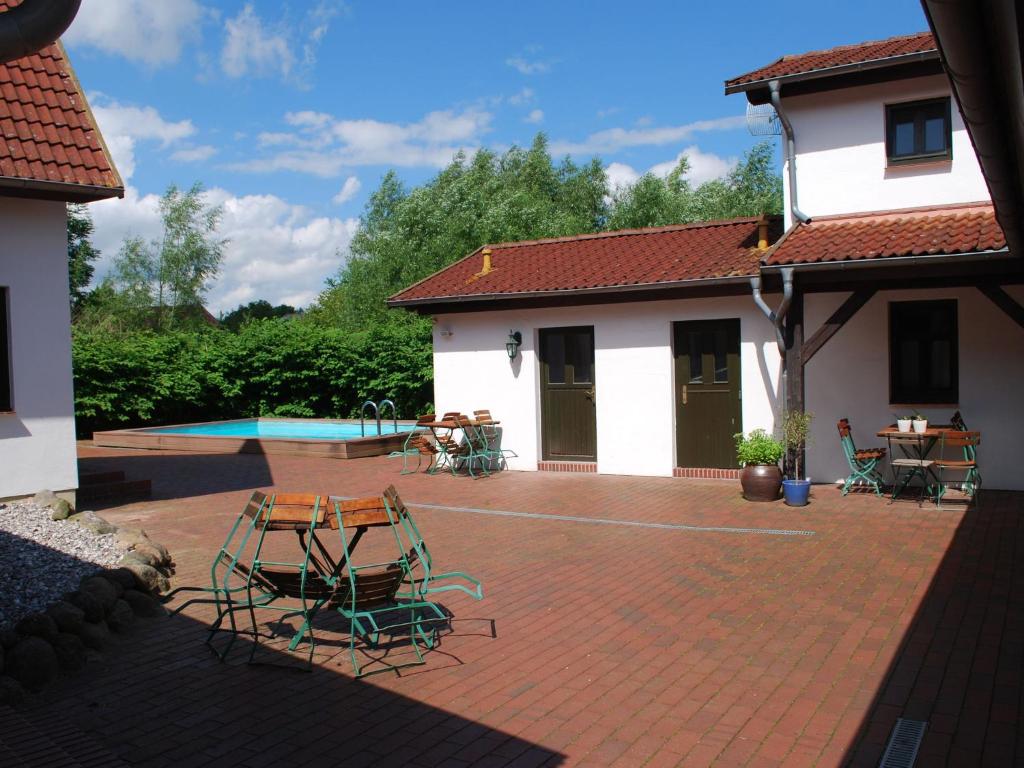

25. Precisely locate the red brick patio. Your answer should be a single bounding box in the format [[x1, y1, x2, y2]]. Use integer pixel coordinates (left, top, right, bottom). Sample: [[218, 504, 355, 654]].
[[14, 444, 1024, 767]]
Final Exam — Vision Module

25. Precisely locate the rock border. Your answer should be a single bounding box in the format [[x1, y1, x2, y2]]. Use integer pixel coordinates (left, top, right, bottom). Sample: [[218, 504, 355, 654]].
[[0, 491, 176, 705]]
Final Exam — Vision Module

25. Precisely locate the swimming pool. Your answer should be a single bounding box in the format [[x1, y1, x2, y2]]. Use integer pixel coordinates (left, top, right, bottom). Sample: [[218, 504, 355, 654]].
[[93, 418, 416, 459]]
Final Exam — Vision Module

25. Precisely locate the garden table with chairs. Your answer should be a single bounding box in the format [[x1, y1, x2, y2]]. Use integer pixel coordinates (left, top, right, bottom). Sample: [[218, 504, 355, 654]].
[[392, 410, 515, 477]]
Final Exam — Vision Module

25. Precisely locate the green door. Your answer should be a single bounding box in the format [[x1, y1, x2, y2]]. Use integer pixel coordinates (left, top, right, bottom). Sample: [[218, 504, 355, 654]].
[[540, 326, 596, 461], [674, 319, 741, 468]]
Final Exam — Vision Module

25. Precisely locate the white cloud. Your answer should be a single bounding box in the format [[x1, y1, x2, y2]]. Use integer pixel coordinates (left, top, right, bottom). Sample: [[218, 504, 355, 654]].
[[506, 55, 551, 75], [64, 0, 205, 66], [221, 4, 295, 79], [89, 96, 197, 180], [605, 145, 737, 194], [508, 88, 535, 106], [524, 109, 544, 125], [605, 161, 640, 192], [231, 106, 493, 176], [88, 186, 359, 313], [171, 145, 218, 163], [551, 115, 746, 156], [332, 176, 361, 204]]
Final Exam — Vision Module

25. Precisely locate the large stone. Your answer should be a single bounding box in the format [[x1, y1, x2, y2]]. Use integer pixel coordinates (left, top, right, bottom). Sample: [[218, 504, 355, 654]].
[[67, 511, 117, 535], [107, 600, 135, 633], [15, 613, 59, 643], [52, 633, 87, 672], [104, 567, 137, 591], [0, 676, 24, 706], [32, 489, 59, 507], [133, 541, 171, 568], [0, 641, 4, 675], [122, 548, 162, 570], [49, 498, 72, 521], [80, 576, 119, 612], [6, 637, 59, 690], [0, 629, 18, 650], [46, 601, 85, 634], [119, 559, 170, 594], [67, 590, 105, 623], [122, 589, 166, 618], [98, 573, 125, 600], [75, 620, 111, 651]]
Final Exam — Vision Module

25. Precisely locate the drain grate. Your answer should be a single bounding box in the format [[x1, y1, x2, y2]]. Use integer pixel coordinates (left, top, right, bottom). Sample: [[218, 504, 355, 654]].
[[879, 718, 927, 768]]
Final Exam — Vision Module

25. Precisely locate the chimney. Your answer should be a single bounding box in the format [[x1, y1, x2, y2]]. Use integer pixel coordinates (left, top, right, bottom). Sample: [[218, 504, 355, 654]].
[[757, 217, 769, 250], [481, 248, 493, 274]]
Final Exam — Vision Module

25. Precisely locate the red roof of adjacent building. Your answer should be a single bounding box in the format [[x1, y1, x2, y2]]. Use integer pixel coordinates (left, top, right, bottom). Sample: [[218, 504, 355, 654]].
[[0, 0, 122, 200], [764, 203, 1005, 267], [388, 217, 783, 306], [726, 32, 937, 90]]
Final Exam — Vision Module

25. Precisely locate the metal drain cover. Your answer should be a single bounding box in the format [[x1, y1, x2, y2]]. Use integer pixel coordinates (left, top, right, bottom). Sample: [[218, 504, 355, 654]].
[[879, 718, 927, 768]]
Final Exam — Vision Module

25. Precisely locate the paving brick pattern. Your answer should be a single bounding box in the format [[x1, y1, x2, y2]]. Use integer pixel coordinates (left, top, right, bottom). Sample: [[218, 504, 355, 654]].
[[17, 444, 1022, 767]]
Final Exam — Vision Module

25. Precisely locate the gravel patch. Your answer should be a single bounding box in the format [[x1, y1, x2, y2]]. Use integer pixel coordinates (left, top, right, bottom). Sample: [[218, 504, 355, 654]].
[[0, 501, 127, 630]]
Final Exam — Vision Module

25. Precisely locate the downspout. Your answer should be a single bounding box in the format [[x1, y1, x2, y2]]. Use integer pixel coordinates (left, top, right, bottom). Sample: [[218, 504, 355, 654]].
[[0, 0, 81, 64], [751, 267, 795, 429], [769, 80, 810, 225]]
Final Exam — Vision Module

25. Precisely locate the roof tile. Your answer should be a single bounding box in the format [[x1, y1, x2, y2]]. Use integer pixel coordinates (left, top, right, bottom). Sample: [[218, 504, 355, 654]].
[[726, 32, 936, 89], [0, 0, 121, 196], [390, 217, 783, 305], [765, 203, 1005, 266]]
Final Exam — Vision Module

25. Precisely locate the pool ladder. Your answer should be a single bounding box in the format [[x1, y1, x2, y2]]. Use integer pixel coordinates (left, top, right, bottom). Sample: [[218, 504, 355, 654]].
[[360, 399, 397, 437]]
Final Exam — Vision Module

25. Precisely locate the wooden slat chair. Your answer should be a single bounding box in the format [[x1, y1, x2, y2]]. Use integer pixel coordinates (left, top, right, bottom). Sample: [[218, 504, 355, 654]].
[[473, 409, 517, 470], [389, 413, 440, 474], [934, 431, 981, 509], [950, 410, 967, 431], [886, 433, 935, 507], [837, 418, 886, 497], [382, 484, 483, 602], [327, 496, 450, 677]]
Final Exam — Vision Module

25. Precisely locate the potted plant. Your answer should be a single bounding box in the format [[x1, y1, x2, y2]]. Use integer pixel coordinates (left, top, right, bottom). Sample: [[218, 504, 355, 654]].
[[896, 414, 912, 433], [781, 411, 814, 506], [735, 428, 784, 502], [912, 412, 928, 434]]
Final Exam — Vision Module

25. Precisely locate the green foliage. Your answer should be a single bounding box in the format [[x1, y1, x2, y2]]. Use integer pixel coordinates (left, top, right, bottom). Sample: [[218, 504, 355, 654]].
[[781, 410, 814, 478], [219, 300, 298, 332], [71, 319, 433, 436], [107, 183, 226, 331], [734, 428, 784, 467], [313, 134, 608, 331], [67, 203, 100, 313]]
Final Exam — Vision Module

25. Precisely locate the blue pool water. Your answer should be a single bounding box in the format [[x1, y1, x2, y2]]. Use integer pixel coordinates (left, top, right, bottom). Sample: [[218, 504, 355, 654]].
[[145, 420, 407, 441]]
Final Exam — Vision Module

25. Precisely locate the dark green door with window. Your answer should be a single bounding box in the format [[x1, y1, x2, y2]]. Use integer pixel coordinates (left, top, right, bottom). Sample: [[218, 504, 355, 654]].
[[540, 326, 596, 461], [674, 319, 741, 468]]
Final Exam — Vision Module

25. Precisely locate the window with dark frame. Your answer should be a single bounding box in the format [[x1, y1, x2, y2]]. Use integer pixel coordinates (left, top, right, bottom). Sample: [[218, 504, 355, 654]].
[[0, 288, 10, 412], [885, 97, 952, 165], [889, 299, 958, 405]]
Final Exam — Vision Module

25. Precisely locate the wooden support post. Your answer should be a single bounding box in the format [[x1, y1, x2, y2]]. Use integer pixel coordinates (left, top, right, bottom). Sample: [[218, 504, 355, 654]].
[[784, 287, 804, 478], [978, 284, 1024, 330], [801, 288, 876, 365]]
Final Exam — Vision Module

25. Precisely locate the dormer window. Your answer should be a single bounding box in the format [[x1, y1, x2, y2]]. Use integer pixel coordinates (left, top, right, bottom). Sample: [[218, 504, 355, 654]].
[[886, 97, 952, 165]]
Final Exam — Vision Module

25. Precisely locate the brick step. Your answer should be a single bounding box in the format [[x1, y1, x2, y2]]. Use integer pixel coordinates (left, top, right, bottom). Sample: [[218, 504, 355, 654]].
[[78, 470, 126, 486], [77, 478, 152, 505]]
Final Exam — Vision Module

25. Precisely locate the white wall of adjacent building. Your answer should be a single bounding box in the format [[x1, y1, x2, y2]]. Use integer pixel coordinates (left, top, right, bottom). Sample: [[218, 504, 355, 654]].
[[805, 286, 1024, 491], [0, 198, 79, 500], [781, 74, 991, 227], [432, 294, 783, 477]]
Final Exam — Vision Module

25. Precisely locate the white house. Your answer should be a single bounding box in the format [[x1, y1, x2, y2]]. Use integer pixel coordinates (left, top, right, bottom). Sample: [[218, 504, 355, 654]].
[[0, 12, 124, 502], [390, 29, 1024, 491]]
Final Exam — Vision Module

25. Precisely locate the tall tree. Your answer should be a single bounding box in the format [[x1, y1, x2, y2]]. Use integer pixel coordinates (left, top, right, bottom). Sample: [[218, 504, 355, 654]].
[[67, 203, 100, 312], [219, 299, 297, 331], [110, 183, 226, 330]]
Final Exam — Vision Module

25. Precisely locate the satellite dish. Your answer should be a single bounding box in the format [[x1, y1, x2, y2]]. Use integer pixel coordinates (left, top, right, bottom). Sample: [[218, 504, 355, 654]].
[[746, 102, 781, 137]]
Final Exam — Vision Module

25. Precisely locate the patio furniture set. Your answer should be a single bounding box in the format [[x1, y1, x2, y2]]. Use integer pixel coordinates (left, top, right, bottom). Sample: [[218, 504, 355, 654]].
[[392, 409, 516, 477], [838, 411, 981, 507], [166, 485, 483, 677]]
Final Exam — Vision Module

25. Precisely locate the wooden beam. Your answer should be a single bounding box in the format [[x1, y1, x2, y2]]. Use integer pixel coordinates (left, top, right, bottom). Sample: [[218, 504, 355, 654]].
[[784, 289, 805, 477], [800, 289, 876, 365], [978, 284, 1024, 330]]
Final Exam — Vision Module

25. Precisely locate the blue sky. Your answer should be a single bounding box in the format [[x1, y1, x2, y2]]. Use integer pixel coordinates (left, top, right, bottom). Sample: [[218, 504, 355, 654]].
[[63, 1, 930, 312]]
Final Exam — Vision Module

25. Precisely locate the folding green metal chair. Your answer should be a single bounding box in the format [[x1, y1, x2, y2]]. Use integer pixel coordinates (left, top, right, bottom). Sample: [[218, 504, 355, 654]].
[[390, 413, 440, 474], [473, 409, 518, 471], [934, 430, 981, 509], [886, 432, 935, 506], [837, 418, 886, 496]]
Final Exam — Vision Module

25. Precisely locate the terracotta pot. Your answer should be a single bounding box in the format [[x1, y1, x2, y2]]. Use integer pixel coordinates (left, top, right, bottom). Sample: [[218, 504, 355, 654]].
[[740, 464, 782, 502]]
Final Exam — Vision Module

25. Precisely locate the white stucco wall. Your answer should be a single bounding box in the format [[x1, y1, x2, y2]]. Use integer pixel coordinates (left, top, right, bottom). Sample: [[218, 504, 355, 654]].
[[805, 286, 1024, 491], [781, 74, 991, 227], [432, 295, 783, 476], [0, 198, 79, 499]]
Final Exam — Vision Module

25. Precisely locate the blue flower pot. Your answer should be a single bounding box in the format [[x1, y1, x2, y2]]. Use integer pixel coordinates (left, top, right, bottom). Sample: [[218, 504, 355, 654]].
[[782, 479, 811, 507]]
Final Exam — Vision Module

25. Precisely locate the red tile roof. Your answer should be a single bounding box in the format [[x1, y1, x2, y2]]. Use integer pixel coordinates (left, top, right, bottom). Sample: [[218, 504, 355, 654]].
[[726, 32, 937, 90], [765, 203, 1005, 267], [389, 217, 783, 306], [0, 0, 122, 199]]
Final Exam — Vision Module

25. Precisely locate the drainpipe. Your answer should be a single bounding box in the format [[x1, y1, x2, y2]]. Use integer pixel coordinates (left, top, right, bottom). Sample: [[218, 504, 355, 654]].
[[0, 0, 81, 64], [769, 80, 810, 225], [750, 267, 794, 357]]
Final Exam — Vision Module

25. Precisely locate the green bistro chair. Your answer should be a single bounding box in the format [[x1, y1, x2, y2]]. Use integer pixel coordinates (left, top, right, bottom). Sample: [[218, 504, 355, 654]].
[[390, 413, 439, 474], [934, 430, 982, 508], [837, 418, 886, 496], [886, 432, 935, 507], [473, 409, 518, 470]]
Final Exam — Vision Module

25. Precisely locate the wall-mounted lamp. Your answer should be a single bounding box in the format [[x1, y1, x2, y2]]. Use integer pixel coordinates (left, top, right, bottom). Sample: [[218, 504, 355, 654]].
[[439, 327, 454, 339], [505, 330, 522, 360]]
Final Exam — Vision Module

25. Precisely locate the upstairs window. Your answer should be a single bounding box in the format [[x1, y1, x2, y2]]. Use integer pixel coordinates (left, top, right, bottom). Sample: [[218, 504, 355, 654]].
[[886, 97, 952, 165], [0, 288, 10, 411], [889, 299, 958, 405]]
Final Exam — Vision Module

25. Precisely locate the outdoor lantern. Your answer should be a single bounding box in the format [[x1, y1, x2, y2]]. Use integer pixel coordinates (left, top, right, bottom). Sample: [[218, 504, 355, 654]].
[[506, 330, 522, 360]]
